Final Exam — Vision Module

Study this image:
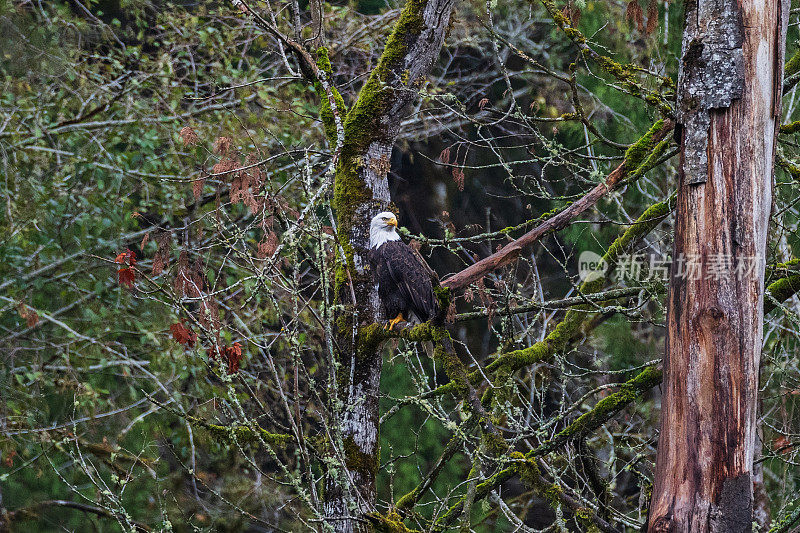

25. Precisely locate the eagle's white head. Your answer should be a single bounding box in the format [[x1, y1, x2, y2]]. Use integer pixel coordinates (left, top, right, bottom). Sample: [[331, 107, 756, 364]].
[[370, 211, 401, 249]]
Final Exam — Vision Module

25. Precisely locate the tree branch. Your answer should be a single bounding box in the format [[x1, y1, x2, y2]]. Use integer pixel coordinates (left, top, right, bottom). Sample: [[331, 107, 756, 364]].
[[6, 500, 150, 532], [440, 120, 674, 291]]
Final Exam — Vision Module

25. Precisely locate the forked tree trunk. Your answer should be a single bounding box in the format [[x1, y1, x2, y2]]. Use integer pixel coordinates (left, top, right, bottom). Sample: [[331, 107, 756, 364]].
[[648, 1, 788, 531], [323, 0, 454, 530]]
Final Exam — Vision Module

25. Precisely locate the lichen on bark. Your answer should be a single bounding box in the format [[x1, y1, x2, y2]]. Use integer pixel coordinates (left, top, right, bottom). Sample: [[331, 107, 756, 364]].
[[315, 47, 346, 146], [676, 0, 745, 184], [323, 0, 456, 528]]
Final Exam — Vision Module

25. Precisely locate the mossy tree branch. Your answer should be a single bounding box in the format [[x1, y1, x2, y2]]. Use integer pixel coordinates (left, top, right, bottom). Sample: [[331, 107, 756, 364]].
[[428, 265, 800, 530], [440, 119, 674, 291], [485, 195, 675, 376], [420, 194, 676, 401], [319, 0, 456, 529], [434, 451, 619, 532], [537, 0, 674, 116], [5, 500, 151, 532]]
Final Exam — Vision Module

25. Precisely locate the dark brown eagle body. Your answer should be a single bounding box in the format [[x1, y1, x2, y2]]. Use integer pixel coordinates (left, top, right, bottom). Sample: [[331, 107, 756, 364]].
[[369, 240, 438, 323]]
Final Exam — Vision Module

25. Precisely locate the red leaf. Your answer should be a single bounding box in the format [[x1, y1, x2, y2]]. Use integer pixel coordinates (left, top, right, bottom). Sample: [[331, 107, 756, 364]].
[[210, 342, 243, 374], [115, 249, 137, 266], [225, 342, 243, 373], [452, 167, 465, 191], [4, 449, 16, 467], [478, 97, 489, 110], [170, 321, 197, 347], [439, 147, 451, 165], [118, 267, 135, 289], [774, 435, 795, 455]]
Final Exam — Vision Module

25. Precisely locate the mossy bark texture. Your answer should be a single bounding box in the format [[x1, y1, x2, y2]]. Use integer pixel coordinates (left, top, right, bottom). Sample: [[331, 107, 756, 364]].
[[322, 0, 455, 531]]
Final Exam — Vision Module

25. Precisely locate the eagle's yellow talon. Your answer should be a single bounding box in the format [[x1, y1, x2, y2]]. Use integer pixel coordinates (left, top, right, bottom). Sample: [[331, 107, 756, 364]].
[[386, 313, 404, 331]]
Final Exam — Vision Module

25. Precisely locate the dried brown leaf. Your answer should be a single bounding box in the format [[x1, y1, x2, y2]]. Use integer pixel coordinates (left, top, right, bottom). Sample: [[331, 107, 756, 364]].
[[192, 177, 205, 200], [626, 0, 644, 31], [174, 251, 189, 297], [212, 158, 238, 177], [179, 126, 199, 146], [213, 136, 232, 155], [152, 230, 172, 276], [646, 0, 658, 34], [258, 232, 279, 259], [17, 302, 39, 328]]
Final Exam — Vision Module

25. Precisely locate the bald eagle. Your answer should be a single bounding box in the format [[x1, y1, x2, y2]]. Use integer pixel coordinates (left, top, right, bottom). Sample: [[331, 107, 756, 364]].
[[369, 212, 438, 330]]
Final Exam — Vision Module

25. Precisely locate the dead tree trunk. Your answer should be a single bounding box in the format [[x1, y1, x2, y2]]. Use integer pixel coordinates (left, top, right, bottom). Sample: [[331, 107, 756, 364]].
[[323, 0, 454, 530], [648, 1, 787, 532]]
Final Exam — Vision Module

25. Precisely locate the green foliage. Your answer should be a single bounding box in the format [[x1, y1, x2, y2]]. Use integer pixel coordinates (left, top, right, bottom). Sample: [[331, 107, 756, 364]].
[[378, 356, 465, 504], [2, 0, 800, 531]]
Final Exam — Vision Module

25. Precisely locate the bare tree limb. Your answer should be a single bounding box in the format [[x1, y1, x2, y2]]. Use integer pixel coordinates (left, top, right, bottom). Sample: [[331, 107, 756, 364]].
[[440, 119, 674, 291]]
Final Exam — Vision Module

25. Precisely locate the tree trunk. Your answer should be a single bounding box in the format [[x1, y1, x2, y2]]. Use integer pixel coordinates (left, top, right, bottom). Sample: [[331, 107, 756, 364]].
[[752, 418, 770, 531], [323, 0, 454, 530], [648, 1, 788, 532]]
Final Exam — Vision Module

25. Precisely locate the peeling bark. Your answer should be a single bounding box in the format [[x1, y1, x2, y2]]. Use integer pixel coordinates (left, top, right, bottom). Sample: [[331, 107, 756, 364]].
[[676, 0, 744, 185], [648, 1, 788, 531]]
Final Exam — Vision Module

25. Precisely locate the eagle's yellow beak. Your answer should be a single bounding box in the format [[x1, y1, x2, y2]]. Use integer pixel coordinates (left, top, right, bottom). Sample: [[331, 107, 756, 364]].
[[386, 217, 398, 227]]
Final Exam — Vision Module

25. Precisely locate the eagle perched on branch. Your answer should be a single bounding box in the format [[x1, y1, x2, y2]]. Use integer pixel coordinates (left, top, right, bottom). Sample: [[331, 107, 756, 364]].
[[369, 212, 439, 330]]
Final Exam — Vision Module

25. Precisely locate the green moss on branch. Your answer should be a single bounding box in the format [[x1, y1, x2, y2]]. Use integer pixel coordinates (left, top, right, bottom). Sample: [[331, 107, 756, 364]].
[[333, 0, 430, 267], [342, 435, 379, 478], [201, 421, 292, 448], [779, 120, 800, 135], [485, 196, 674, 375], [769, 499, 800, 533], [534, 366, 662, 455], [785, 48, 800, 80], [540, 0, 673, 116], [623, 119, 665, 170], [314, 47, 346, 145], [425, 259, 800, 525], [765, 273, 800, 314], [366, 510, 421, 532]]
